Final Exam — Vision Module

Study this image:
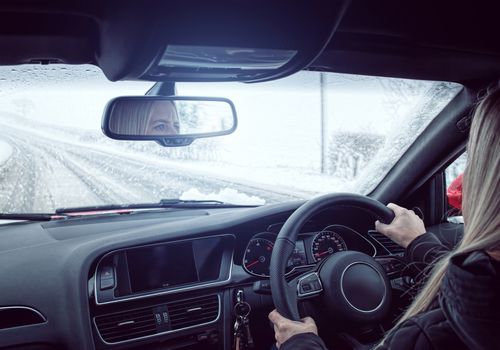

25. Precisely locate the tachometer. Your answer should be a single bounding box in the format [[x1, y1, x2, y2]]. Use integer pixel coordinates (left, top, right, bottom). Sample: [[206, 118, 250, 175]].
[[311, 230, 347, 262], [243, 238, 274, 277]]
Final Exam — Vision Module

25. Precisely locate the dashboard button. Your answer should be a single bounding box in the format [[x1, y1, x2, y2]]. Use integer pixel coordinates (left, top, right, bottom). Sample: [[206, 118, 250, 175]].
[[253, 280, 272, 295], [100, 275, 115, 290], [155, 313, 162, 325], [99, 266, 115, 290], [100, 266, 114, 279]]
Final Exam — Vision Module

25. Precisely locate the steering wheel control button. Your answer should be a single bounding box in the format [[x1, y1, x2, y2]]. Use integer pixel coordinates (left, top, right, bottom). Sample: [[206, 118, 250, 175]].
[[297, 272, 323, 298], [99, 266, 115, 290]]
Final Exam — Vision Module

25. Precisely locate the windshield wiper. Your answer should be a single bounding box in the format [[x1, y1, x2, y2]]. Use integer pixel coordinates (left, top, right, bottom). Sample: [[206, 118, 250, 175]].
[[55, 199, 256, 215], [159, 199, 225, 205], [0, 213, 65, 221]]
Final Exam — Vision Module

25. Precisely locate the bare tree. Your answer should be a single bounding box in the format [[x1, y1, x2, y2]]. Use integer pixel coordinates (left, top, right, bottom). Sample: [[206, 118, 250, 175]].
[[326, 132, 385, 179]]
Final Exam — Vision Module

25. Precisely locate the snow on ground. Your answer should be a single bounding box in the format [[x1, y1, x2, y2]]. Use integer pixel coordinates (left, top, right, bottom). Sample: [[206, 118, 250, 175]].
[[0, 122, 309, 212], [0, 119, 337, 201], [179, 188, 267, 205], [0, 140, 12, 166], [176, 161, 353, 198]]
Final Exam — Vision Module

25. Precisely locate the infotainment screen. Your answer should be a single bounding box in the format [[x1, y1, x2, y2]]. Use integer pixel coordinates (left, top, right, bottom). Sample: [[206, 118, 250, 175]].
[[96, 236, 232, 303], [127, 241, 199, 293]]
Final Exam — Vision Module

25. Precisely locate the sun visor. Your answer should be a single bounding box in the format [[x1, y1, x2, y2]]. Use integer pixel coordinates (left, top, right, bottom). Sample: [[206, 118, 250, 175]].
[[147, 45, 297, 81], [97, 0, 350, 83]]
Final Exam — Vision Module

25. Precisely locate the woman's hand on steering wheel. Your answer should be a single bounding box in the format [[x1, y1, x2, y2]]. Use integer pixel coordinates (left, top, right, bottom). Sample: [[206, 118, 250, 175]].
[[375, 203, 426, 248], [268, 309, 318, 348]]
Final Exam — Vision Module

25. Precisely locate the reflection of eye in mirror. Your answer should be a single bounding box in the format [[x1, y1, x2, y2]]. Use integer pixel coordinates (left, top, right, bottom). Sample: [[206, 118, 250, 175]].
[[109, 100, 180, 136], [104, 97, 237, 143]]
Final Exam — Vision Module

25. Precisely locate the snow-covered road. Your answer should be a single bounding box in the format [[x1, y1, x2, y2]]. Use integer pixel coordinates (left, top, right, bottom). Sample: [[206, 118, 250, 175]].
[[0, 127, 304, 213]]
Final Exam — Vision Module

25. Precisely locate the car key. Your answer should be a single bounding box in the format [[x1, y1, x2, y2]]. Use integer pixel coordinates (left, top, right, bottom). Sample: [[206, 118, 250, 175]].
[[234, 310, 250, 349], [233, 317, 244, 350], [233, 289, 253, 349], [242, 315, 254, 348], [234, 301, 251, 319]]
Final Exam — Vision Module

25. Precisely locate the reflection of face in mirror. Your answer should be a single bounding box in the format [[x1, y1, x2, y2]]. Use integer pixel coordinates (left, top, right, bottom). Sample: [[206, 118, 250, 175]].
[[110, 100, 180, 136], [145, 101, 180, 135]]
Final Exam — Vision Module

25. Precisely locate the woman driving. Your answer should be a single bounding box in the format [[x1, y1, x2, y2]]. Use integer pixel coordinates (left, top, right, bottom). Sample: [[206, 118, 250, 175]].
[[269, 88, 500, 349]]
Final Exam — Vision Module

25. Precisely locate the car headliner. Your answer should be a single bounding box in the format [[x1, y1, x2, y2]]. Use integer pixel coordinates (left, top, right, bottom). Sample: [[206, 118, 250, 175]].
[[0, 1, 498, 85]]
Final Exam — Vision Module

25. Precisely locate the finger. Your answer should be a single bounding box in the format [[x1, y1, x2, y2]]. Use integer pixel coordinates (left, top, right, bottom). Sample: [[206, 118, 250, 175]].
[[268, 309, 280, 323], [410, 210, 422, 220], [387, 203, 406, 216], [269, 310, 286, 327], [375, 220, 389, 235], [301, 316, 315, 325]]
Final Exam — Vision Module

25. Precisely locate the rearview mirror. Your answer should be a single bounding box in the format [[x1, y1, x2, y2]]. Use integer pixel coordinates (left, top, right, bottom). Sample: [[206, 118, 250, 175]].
[[102, 96, 237, 146]]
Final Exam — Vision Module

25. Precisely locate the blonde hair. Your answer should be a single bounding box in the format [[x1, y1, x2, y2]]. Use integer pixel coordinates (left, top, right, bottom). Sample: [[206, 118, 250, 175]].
[[109, 100, 178, 135], [389, 88, 500, 332]]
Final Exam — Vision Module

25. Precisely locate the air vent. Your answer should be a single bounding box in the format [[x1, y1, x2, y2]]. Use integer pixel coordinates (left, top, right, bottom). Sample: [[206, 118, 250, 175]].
[[94, 306, 156, 344], [0, 306, 46, 330], [169, 295, 219, 330], [368, 231, 405, 255], [94, 295, 220, 344]]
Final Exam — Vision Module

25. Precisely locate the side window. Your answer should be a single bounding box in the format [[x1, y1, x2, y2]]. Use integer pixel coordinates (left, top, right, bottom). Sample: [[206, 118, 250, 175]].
[[444, 152, 467, 218]]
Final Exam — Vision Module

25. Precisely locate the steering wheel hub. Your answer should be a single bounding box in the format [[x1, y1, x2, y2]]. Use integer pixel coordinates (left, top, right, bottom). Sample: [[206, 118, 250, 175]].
[[341, 262, 385, 312], [319, 251, 391, 323]]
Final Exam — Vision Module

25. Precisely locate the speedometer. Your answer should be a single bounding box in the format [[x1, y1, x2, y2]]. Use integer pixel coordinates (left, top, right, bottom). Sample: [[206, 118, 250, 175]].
[[243, 238, 274, 277], [311, 230, 347, 262]]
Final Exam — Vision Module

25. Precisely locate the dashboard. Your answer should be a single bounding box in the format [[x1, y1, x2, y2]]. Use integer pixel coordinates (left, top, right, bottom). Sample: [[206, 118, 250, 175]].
[[0, 201, 463, 350]]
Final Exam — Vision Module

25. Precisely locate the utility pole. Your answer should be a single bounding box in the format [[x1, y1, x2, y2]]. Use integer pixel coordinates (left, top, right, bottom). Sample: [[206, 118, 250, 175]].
[[320, 72, 327, 174]]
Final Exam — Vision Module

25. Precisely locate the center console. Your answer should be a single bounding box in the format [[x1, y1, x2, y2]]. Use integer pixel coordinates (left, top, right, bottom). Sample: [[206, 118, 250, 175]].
[[90, 234, 234, 348]]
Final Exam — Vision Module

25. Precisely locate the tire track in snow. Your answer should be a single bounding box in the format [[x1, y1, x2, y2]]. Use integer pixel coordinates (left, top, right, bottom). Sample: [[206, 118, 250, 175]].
[[0, 126, 303, 212], [0, 136, 39, 212]]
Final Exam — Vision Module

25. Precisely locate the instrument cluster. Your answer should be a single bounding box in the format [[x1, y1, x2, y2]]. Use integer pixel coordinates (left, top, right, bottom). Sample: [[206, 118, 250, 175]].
[[242, 226, 352, 277]]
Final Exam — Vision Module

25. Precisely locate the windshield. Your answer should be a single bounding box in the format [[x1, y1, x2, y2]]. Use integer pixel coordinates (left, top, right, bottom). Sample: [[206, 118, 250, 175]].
[[0, 65, 461, 212]]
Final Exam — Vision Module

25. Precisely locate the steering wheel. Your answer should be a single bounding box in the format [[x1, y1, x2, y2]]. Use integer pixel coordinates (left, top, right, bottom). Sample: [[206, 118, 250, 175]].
[[270, 193, 395, 323]]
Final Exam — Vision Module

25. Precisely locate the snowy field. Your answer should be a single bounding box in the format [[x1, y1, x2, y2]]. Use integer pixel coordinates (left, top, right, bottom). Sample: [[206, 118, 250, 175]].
[[0, 121, 314, 213], [0, 140, 12, 166]]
